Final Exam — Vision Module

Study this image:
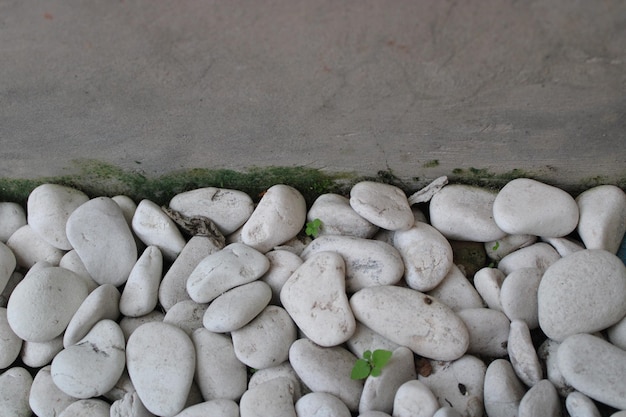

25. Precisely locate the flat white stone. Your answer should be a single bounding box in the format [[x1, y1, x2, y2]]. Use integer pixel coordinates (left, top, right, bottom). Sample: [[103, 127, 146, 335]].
[[349, 181, 414, 231], [6, 225, 64, 268], [120, 246, 163, 317], [159, 236, 221, 311], [241, 184, 307, 253], [345, 322, 400, 358], [296, 392, 351, 417], [187, 242, 269, 303], [565, 391, 602, 417], [203, 281, 271, 332], [359, 346, 416, 415], [240, 377, 297, 417], [289, 338, 364, 412], [538, 249, 626, 341], [63, 283, 120, 347], [58, 399, 110, 417], [260, 250, 303, 304], [557, 333, 626, 410], [281, 252, 355, 347], [7, 266, 88, 342], [0, 202, 26, 242], [518, 379, 560, 417], [191, 328, 247, 401], [59, 250, 99, 292], [392, 380, 439, 417], [473, 267, 505, 312], [0, 367, 32, 417], [169, 187, 254, 235], [0, 242, 16, 294], [29, 365, 78, 417], [248, 362, 304, 402], [21, 335, 64, 368], [307, 193, 378, 238], [393, 222, 453, 291], [537, 339, 573, 396], [300, 235, 404, 292], [493, 178, 579, 237], [483, 359, 526, 417], [52, 320, 126, 398], [350, 286, 469, 361], [132, 199, 186, 261], [0, 307, 21, 368], [457, 308, 510, 358], [163, 300, 208, 336], [484, 234, 537, 261], [429, 185, 506, 242], [173, 399, 239, 417], [418, 355, 486, 417], [127, 322, 196, 416], [500, 267, 542, 329], [541, 236, 585, 257], [119, 310, 164, 342], [66, 197, 138, 286], [507, 320, 542, 387], [576, 185, 626, 253], [27, 183, 89, 250], [497, 242, 560, 275], [231, 305, 296, 369], [427, 264, 484, 311]]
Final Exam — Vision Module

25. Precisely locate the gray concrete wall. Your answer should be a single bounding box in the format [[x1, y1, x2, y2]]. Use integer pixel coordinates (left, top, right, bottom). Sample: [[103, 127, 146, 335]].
[[2, 0, 625, 187]]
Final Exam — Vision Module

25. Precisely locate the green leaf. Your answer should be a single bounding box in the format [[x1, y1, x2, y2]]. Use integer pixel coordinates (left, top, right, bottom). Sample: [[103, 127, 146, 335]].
[[370, 367, 382, 377], [371, 349, 392, 368], [492, 241, 500, 251], [362, 350, 372, 360], [305, 218, 322, 237], [351, 359, 371, 380]]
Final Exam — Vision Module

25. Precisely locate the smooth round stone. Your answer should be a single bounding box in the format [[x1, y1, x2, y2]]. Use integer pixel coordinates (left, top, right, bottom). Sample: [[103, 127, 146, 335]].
[[58, 399, 110, 417], [484, 234, 537, 261], [187, 242, 269, 303], [0, 242, 16, 294], [359, 412, 392, 417], [418, 355, 486, 417], [473, 267, 505, 312], [203, 281, 271, 332], [518, 379, 560, 417], [127, 322, 196, 416], [429, 185, 506, 242], [457, 308, 510, 358], [159, 236, 221, 311], [248, 362, 304, 402], [350, 286, 469, 361], [231, 305, 296, 369], [21, 336, 64, 368], [260, 250, 303, 304], [538, 249, 626, 341], [433, 408, 462, 417], [0, 270, 22, 309], [0, 202, 26, 242], [493, 178, 579, 237], [557, 333, 626, 410], [500, 267, 542, 329], [191, 328, 247, 401], [63, 283, 120, 347], [349, 181, 414, 231], [576, 185, 626, 253], [27, 183, 89, 250], [537, 339, 573, 396], [119, 310, 164, 342], [59, 250, 99, 292], [483, 359, 525, 417], [6, 225, 64, 268], [7, 266, 88, 342], [359, 347, 416, 415], [281, 252, 355, 346], [608, 314, 626, 350], [392, 380, 439, 417], [507, 320, 542, 387], [0, 307, 21, 367], [289, 338, 364, 412], [307, 193, 378, 238], [174, 399, 239, 417], [393, 222, 453, 291], [241, 184, 307, 253], [163, 300, 208, 336], [566, 391, 602, 417], [0, 367, 32, 417], [300, 235, 404, 292], [427, 264, 484, 311], [345, 322, 400, 358], [169, 187, 254, 235], [240, 377, 297, 417], [120, 246, 163, 317], [497, 242, 560, 275], [296, 392, 351, 417], [541, 236, 585, 257], [29, 365, 78, 417], [132, 199, 186, 261], [111, 195, 137, 225], [66, 197, 138, 286], [52, 320, 126, 398]]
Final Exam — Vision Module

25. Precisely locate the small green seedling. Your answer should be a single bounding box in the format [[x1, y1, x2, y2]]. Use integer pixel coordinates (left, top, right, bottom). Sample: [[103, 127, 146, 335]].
[[351, 349, 393, 380], [305, 218, 322, 238], [492, 241, 500, 251]]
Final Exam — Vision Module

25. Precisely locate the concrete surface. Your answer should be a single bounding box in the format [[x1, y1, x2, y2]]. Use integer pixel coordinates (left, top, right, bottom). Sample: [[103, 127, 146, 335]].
[[1, 0, 625, 187]]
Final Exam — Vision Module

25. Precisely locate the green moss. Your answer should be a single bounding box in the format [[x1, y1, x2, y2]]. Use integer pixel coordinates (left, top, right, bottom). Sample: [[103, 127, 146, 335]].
[[449, 167, 531, 190], [422, 159, 439, 168]]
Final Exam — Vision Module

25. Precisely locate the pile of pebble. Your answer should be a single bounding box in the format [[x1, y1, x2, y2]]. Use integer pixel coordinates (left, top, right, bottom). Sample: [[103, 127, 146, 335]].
[[0, 177, 625, 417]]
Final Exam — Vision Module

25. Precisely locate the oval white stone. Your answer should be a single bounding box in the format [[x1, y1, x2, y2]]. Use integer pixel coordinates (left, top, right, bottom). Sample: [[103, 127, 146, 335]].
[[0, 202, 26, 242], [58, 250, 99, 292], [565, 391, 602, 417], [507, 320, 542, 387], [163, 300, 208, 336], [307, 193, 378, 238], [483, 359, 525, 417], [173, 399, 239, 417], [345, 322, 400, 358], [473, 267, 505, 312], [58, 399, 110, 417], [576, 185, 626, 253], [518, 379, 560, 417], [457, 308, 510, 358], [296, 392, 351, 417], [500, 267, 542, 329], [537, 339, 573, 396], [427, 264, 484, 312], [203, 281, 272, 333], [0, 367, 32, 417], [240, 377, 297, 417], [0, 307, 21, 368], [349, 181, 414, 231], [392, 380, 439, 417], [260, 250, 303, 304], [497, 242, 560, 275], [119, 246, 163, 317], [29, 365, 78, 417], [21, 336, 64, 368], [132, 199, 186, 261], [6, 225, 64, 268]]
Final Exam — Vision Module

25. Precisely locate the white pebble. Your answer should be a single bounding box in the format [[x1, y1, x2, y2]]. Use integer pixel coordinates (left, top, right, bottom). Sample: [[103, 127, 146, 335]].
[[260, 249, 303, 304], [132, 199, 186, 261], [500, 267, 542, 329], [507, 320, 542, 387], [20, 335, 64, 368], [517, 379, 560, 417], [576, 185, 626, 253], [537, 339, 573, 396], [0, 367, 32, 417], [29, 365, 78, 417], [485, 234, 536, 261], [608, 314, 626, 350], [541, 236, 585, 257], [6, 225, 64, 268], [565, 391, 602, 417], [497, 242, 561, 275], [473, 267, 505, 312], [58, 250, 99, 292], [58, 399, 110, 417], [120, 246, 163, 317], [349, 181, 414, 231], [203, 281, 272, 333], [240, 377, 297, 417], [163, 300, 208, 336], [483, 359, 526, 417], [307, 193, 378, 238], [248, 362, 304, 401], [296, 392, 351, 417], [457, 308, 510, 358], [345, 322, 400, 358], [426, 264, 484, 311], [119, 310, 164, 342], [0, 202, 26, 242], [173, 399, 239, 417], [392, 380, 439, 417], [0, 307, 21, 368]]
